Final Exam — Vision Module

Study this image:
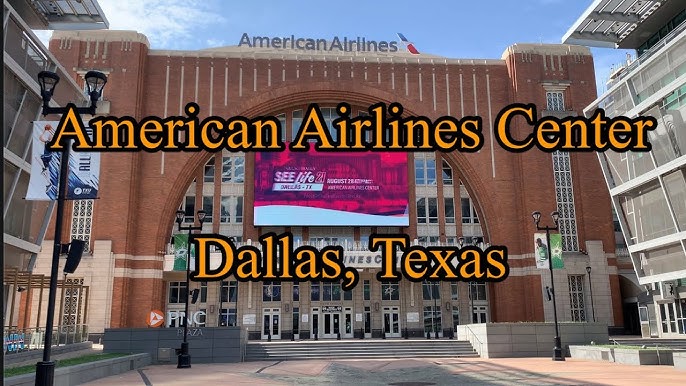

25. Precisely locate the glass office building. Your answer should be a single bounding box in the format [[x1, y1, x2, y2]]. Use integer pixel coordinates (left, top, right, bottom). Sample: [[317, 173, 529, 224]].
[[564, 0, 686, 337]]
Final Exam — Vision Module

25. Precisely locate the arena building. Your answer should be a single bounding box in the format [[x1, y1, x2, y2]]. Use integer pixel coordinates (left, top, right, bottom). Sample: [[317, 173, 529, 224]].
[[21, 28, 627, 340]]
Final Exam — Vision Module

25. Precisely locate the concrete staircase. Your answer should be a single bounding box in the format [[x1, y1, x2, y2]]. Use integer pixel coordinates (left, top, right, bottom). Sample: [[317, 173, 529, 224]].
[[244, 339, 479, 361]]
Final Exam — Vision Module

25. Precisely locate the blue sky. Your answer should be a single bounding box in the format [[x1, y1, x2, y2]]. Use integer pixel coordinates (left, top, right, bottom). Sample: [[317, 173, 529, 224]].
[[36, 0, 633, 96]]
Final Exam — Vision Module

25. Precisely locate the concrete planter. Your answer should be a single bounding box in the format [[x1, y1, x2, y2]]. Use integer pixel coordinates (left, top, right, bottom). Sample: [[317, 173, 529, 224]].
[[673, 351, 686, 370], [5, 353, 151, 386], [569, 345, 614, 361], [613, 348, 674, 366]]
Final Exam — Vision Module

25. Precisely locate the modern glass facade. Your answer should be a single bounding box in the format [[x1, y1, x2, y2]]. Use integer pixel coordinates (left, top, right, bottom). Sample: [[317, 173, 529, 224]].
[[3, 0, 104, 330], [583, 15, 686, 337]]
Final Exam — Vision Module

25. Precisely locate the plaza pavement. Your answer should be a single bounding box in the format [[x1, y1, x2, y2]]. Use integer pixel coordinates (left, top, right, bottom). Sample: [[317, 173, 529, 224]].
[[83, 357, 685, 385]]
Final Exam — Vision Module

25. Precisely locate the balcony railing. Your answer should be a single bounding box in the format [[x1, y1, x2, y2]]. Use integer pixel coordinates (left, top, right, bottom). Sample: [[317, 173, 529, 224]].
[[607, 20, 686, 89], [3, 324, 89, 355]]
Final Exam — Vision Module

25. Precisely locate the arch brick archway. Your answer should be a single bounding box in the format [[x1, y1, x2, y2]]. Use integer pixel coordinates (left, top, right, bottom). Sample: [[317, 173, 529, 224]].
[[154, 83, 499, 257]]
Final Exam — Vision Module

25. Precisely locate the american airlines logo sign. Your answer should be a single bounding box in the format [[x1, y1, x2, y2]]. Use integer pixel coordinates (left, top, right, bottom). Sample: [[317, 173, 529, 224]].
[[239, 33, 420, 54]]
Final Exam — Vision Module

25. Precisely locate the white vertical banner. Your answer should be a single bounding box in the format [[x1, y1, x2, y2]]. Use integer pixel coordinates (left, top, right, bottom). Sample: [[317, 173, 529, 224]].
[[26, 121, 100, 201]]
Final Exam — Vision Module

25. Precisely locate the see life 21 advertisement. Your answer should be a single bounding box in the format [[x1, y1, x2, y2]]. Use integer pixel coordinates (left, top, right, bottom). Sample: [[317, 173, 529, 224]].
[[254, 147, 409, 226]]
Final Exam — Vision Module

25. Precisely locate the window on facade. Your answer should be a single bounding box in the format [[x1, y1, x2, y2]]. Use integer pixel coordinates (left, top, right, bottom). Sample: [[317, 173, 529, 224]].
[[183, 196, 195, 223], [363, 280, 371, 301], [417, 198, 427, 224], [442, 161, 453, 185], [381, 283, 399, 301], [219, 308, 237, 326], [415, 155, 436, 185], [221, 280, 238, 303], [444, 198, 455, 224], [200, 282, 207, 303], [423, 306, 441, 333], [168, 281, 187, 304], [344, 289, 353, 301], [461, 198, 479, 224], [568, 275, 586, 322], [319, 107, 338, 142], [202, 196, 213, 223], [428, 198, 438, 223], [204, 157, 215, 183], [293, 282, 299, 302], [263, 281, 281, 302], [451, 283, 459, 300], [417, 236, 440, 244], [220, 196, 230, 223], [222, 156, 244, 183], [292, 307, 300, 335], [311, 282, 320, 301], [276, 113, 287, 142], [417, 197, 438, 224], [322, 282, 342, 301], [235, 197, 243, 223], [422, 281, 440, 300], [292, 110, 303, 141], [469, 282, 487, 301], [546, 91, 565, 111], [220, 196, 243, 224]]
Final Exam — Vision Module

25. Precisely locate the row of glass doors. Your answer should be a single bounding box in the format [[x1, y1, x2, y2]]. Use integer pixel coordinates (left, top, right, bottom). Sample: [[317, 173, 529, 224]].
[[262, 306, 402, 339]]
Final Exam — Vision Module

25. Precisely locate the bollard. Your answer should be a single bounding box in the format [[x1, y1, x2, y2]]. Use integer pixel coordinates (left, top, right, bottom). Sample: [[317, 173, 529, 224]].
[[268, 333, 271, 342], [337, 332, 341, 340], [426, 331, 431, 339]]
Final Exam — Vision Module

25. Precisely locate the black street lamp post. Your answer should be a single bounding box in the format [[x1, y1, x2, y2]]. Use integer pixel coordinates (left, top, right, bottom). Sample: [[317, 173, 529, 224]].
[[35, 70, 108, 386], [532, 210, 565, 361], [586, 266, 596, 323], [175, 209, 207, 369]]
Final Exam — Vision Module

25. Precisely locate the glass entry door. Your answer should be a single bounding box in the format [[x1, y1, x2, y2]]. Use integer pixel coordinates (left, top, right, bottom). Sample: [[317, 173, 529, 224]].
[[323, 312, 340, 338], [262, 308, 281, 340], [383, 306, 401, 338]]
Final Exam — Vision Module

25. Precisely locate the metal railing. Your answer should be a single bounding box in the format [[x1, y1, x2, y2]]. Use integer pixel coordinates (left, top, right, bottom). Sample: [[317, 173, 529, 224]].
[[607, 20, 686, 88], [3, 324, 89, 355], [462, 324, 483, 357]]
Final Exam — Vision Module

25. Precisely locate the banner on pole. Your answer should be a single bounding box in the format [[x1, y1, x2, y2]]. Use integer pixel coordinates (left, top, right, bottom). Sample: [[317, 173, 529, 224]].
[[26, 121, 100, 201], [173, 233, 195, 271], [534, 233, 564, 269]]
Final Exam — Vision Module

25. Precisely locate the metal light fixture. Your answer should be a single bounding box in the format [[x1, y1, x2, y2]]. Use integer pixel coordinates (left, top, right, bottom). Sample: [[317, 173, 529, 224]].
[[175, 209, 207, 369], [586, 266, 596, 322], [38, 70, 107, 116], [532, 209, 565, 362], [35, 69, 109, 386]]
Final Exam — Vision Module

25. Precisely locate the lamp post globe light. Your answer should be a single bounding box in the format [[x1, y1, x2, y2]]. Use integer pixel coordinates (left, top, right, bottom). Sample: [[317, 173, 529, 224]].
[[35, 70, 108, 386], [532, 210, 565, 361], [174, 209, 206, 369]]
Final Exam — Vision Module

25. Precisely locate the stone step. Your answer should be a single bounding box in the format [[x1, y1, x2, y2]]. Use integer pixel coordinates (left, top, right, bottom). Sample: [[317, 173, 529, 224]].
[[244, 340, 478, 361]]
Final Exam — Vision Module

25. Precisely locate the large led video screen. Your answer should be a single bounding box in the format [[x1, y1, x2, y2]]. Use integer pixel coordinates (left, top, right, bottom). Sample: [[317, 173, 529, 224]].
[[254, 148, 409, 226]]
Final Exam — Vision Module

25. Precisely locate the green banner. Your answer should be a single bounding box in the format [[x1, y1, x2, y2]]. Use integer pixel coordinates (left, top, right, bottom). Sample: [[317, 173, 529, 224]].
[[173, 234, 195, 271], [534, 233, 564, 269], [550, 233, 564, 269]]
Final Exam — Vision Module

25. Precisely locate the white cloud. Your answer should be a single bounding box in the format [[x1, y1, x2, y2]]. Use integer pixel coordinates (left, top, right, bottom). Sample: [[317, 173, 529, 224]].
[[98, 0, 225, 49], [33, 0, 226, 49], [206, 38, 226, 47]]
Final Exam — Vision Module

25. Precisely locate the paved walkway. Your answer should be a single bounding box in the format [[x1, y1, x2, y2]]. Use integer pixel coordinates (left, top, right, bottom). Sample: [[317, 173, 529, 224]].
[[84, 357, 685, 385]]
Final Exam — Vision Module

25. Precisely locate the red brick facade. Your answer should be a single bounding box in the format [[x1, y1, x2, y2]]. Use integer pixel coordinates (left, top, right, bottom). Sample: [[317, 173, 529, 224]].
[[45, 31, 622, 328]]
